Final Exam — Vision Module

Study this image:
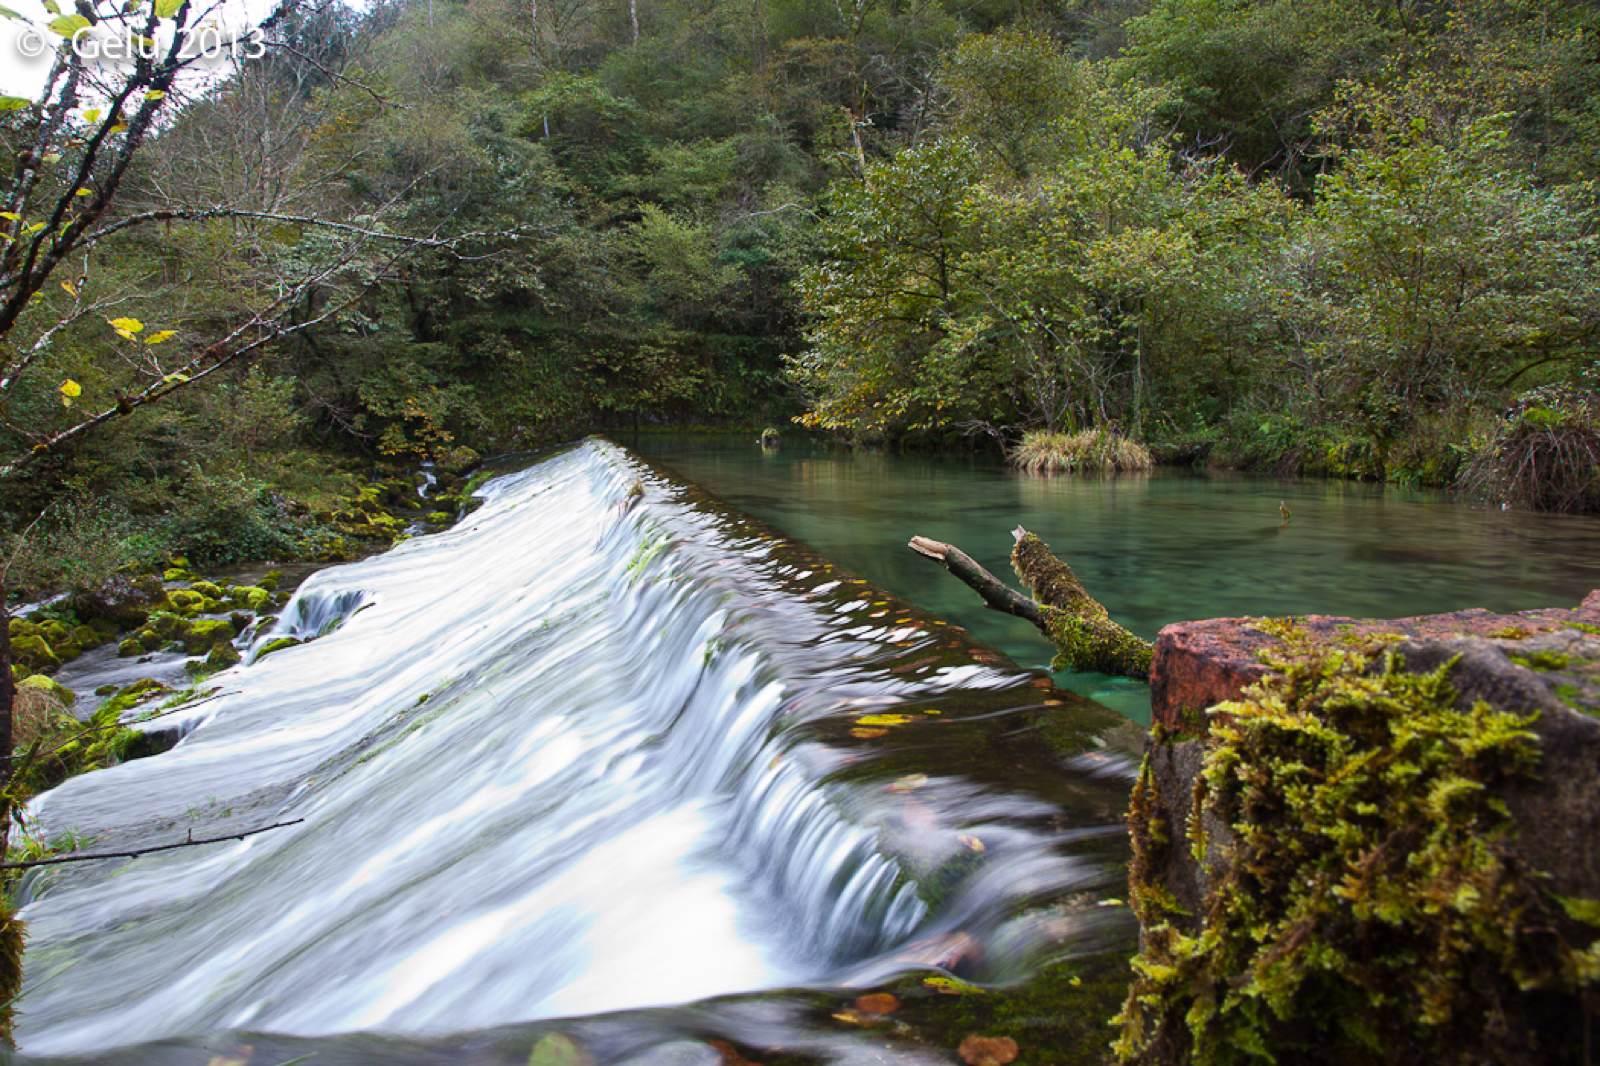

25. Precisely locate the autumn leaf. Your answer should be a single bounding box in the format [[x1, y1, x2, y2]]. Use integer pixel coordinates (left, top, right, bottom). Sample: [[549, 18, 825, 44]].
[[60, 280, 77, 298], [923, 975, 985, 996], [958, 834, 986, 853], [887, 773, 928, 793], [145, 329, 177, 345], [107, 316, 144, 340], [854, 713, 913, 728], [850, 727, 888, 739], [957, 1034, 1019, 1066], [58, 379, 81, 407], [853, 992, 900, 1015]]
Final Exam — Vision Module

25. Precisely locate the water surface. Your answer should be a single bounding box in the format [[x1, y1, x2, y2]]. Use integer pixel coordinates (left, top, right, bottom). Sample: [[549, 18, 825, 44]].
[[633, 434, 1600, 721]]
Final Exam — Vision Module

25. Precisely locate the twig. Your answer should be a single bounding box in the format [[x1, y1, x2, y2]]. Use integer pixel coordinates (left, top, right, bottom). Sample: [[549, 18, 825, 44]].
[[1, 818, 304, 870]]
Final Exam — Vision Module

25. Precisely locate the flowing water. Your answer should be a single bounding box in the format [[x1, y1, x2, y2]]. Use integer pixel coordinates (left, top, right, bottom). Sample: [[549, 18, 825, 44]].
[[18, 436, 1600, 1064], [14, 440, 1139, 1064]]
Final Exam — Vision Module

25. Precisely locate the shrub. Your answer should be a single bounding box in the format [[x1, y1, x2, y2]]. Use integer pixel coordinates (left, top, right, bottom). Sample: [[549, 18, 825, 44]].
[[1010, 428, 1153, 475], [1460, 385, 1600, 513]]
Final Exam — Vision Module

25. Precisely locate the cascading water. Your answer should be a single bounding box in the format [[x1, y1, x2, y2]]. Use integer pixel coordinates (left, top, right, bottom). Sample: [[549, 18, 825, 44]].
[[13, 440, 1137, 1062]]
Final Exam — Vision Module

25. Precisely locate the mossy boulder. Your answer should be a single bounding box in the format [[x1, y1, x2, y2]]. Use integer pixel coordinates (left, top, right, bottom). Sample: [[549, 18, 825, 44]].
[[11, 634, 60, 673], [16, 674, 75, 708], [183, 618, 237, 655], [116, 637, 144, 658], [256, 636, 302, 660], [228, 585, 272, 611], [69, 624, 102, 650], [69, 572, 167, 628], [259, 570, 283, 592], [1121, 623, 1600, 1066], [165, 589, 211, 616], [189, 581, 224, 599]]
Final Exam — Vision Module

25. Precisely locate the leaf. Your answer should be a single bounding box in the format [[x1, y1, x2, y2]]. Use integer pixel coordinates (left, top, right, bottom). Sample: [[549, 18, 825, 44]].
[[107, 316, 144, 340], [145, 329, 176, 344], [154, 0, 182, 16], [0, 4, 24, 19], [60, 280, 77, 298], [73, 187, 91, 197], [850, 727, 888, 739], [527, 1033, 590, 1066], [0, 212, 17, 222], [161, 371, 190, 384], [47, 13, 89, 36], [0, 96, 29, 112], [854, 713, 914, 728], [81, 108, 101, 124], [887, 773, 928, 793], [957, 1035, 1018, 1066], [923, 975, 984, 996], [58, 378, 81, 407], [144, 89, 165, 101], [958, 834, 986, 853], [21, 222, 45, 236], [853, 992, 900, 1015], [42, 0, 59, 11]]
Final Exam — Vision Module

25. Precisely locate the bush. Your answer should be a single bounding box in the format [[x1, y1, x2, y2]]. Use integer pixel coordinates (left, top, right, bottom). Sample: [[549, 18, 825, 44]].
[[1010, 428, 1153, 475], [1460, 385, 1600, 513]]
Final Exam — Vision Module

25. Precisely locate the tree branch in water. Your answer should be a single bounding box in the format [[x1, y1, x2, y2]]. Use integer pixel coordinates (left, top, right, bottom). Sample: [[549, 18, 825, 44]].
[[1, 819, 304, 871], [907, 527, 1153, 679]]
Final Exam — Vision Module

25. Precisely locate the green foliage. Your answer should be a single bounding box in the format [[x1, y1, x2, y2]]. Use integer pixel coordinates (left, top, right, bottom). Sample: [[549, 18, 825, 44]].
[[1118, 630, 1600, 1064]]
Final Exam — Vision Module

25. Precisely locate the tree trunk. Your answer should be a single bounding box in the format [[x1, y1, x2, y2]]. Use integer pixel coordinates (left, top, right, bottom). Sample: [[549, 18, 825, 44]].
[[908, 527, 1153, 679]]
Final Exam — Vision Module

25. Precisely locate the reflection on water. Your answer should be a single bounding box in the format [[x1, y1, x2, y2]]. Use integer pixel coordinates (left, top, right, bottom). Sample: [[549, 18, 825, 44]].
[[15, 441, 1135, 1064], [634, 435, 1600, 722]]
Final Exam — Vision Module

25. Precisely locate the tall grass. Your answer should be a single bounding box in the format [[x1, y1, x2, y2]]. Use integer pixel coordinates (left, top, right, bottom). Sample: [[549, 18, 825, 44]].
[[1460, 386, 1600, 513], [1010, 428, 1154, 475]]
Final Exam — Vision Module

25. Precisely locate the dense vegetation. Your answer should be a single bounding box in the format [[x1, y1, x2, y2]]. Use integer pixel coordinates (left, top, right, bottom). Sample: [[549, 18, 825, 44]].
[[2, 0, 1598, 593]]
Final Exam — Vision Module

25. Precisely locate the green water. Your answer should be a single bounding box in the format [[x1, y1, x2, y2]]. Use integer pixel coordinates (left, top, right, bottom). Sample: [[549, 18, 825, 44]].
[[632, 434, 1600, 722]]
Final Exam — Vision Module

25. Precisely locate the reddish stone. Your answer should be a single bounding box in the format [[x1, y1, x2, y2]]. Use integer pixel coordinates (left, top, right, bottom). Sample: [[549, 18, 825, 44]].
[[1149, 591, 1600, 729]]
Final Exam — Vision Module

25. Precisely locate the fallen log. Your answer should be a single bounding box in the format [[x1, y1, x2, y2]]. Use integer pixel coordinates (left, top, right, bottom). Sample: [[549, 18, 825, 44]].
[[908, 527, 1153, 679]]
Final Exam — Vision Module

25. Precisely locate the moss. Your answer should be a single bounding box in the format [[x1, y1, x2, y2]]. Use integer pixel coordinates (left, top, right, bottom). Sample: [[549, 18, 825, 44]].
[[1116, 629, 1597, 1065], [1565, 622, 1600, 636], [1011, 532, 1153, 678], [1511, 649, 1572, 671], [227, 585, 272, 611], [186, 640, 241, 678], [167, 589, 212, 616], [181, 618, 236, 654], [426, 511, 452, 525], [10, 635, 59, 673], [1489, 625, 1534, 639], [16, 675, 75, 708], [256, 636, 303, 660]]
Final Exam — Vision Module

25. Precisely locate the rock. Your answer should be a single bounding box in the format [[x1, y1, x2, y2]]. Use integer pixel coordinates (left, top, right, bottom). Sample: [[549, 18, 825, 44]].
[[116, 637, 143, 658], [11, 634, 59, 673], [183, 618, 237, 655], [1149, 590, 1600, 729], [189, 581, 224, 599], [16, 674, 75, 708], [256, 636, 302, 660], [166, 589, 210, 616], [68, 573, 166, 628], [228, 585, 272, 611], [1125, 609, 1600, 1065]]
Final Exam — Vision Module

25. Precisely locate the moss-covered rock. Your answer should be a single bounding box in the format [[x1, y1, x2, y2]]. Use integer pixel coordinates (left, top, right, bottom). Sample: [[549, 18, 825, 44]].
[[165, 589, 209, 616], [256, 636, 302, 660], [183, 618, 236, 655], [16, 674, 75, 708], [189, 580, 224, 599], [11, 635, 59, 673], [228, 585, 272, 611], [1118, 626, 1600, 1066], [116, 637, 144, 658]]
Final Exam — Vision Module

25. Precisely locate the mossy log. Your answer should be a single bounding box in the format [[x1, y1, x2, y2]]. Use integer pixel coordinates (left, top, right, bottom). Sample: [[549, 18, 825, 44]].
[[908, 527, 1153, 678]]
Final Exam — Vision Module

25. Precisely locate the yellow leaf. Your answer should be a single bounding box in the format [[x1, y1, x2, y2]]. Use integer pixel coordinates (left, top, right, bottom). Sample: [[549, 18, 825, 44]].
[[82, 107, 101, 124], [58, 378, 81, 407], [144, 89, 165, 101], [958, 834, 986, 853], [0, 212, 18, 222], [854, 713, 913, 728], [73, 187, 91, 197], [60, 280, 77, 298], [107, 316, 144, 340], [144, 329, 176, 344]]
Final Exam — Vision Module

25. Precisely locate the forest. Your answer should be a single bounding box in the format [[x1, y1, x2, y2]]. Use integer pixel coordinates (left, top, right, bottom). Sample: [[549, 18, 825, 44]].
[[1, 0, 1597, 595]]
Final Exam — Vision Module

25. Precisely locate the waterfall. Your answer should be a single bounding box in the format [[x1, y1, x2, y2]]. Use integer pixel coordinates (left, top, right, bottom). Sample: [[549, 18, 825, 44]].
[[13, 440, 1129, 1058]]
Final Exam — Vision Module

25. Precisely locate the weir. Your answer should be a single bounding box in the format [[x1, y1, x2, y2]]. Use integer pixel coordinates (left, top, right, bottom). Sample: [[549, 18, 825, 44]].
[[13, 440, 1136, 1060]]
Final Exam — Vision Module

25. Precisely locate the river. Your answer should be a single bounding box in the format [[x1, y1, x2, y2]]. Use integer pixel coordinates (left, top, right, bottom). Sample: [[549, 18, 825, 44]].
[[13, 436, 1600, 1064]]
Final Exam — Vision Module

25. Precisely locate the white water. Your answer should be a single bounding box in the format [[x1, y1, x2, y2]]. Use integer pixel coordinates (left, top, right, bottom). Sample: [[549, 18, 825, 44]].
[[15, 440, 1119, 1058]]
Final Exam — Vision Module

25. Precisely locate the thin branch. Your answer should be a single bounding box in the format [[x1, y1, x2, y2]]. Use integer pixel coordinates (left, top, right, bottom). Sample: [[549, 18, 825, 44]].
[[1, 818, 304, 870]]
